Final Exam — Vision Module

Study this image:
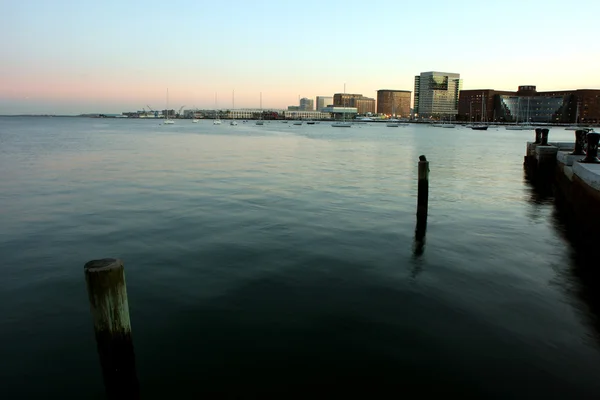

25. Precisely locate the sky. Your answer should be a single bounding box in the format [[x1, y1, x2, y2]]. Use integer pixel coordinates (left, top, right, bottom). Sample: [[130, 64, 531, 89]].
[[1, 0, 599, 114]]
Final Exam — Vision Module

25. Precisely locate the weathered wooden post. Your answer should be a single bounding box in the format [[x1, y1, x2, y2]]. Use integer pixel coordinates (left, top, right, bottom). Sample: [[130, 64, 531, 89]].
[[414, 155, 429, 255], [581, 131, 600, 163], [417, 155, 429, 216], [84, 258, 139, 399]]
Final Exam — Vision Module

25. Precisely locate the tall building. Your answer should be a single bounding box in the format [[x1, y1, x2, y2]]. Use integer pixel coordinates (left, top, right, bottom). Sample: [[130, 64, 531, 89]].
[[458, 86, 600, 123], [377, 90, 411, 117], [333, 93, 376, 115], [316, 96, 333, 111], [414, 71, 462, 118], [299, 97, 314, 111]]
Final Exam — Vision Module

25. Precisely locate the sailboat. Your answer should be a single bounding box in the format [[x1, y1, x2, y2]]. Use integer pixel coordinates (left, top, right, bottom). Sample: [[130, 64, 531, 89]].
[[163, 89, 174, 125], [565, 103, 579, 130], [230, 90, 238, 126], [563, 103, 591, 130], [505, 98, 533, 130], [386, 97, 399, 127], [332, 84, 352, 128], [256, 92, 264, 125], [442, 115, 456, 128], [471, 92, 488, 130], [213, 93, 221, 125]]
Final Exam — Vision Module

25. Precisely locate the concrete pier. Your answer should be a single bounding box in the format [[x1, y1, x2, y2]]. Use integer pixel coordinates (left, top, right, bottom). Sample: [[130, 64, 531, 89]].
[[525, 133, 600, 237]]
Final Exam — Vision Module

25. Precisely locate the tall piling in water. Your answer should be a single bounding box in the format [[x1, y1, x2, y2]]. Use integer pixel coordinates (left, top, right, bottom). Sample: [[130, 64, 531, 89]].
[[414, 155, 429, 254], [84, 258, 139, 399]]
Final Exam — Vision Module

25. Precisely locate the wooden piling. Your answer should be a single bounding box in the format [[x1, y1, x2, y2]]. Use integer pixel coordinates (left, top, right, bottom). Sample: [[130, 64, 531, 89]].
[[417, 155, 429, 217], [84, 258, 139, 399], [414, 155, 429, 255]]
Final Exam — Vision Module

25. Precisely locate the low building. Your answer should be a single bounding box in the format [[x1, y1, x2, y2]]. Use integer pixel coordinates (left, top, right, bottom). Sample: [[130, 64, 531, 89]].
[[333, 93, 375, 115], [282, 110, 332, 120], [458, 86, 600, 123], [321, 106, 357, 120]]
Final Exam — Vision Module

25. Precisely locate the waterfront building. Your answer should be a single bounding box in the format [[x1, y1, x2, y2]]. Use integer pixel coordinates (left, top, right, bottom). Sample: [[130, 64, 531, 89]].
[[414, 71, 462, 119], [299, 98, 314, 111], [376, 90, 411, 117], [458, 86, 600, 123], [316, 96, 333, 111], [321, 106, 358, 120], [333, 93, 375, 115], [283, 110, 332, 120]]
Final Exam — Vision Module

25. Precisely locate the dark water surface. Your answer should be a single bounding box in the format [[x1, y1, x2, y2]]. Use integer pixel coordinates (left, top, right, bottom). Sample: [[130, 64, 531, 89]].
[[1, 117, 599, 398]]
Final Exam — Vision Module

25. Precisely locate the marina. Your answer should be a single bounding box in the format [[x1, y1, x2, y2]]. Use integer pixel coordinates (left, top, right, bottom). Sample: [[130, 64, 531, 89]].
[[1, 117, 600, 397]]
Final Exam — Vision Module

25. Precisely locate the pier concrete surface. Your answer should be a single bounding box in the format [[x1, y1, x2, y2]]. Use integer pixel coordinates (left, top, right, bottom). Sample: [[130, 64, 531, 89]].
[[524, 130, 600, 237]]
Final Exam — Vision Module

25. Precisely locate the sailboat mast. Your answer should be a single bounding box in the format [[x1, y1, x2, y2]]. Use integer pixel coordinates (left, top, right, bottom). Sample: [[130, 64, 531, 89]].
[[481, 91, 484, 123]]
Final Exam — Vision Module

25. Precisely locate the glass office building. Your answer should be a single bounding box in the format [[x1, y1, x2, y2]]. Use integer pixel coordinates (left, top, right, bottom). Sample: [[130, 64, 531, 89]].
[[497, 95, 568, 123], [414, 71, 462, 118]]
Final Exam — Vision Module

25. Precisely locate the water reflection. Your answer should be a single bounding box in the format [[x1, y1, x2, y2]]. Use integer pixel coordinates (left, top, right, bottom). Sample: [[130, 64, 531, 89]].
[[551, 197, 600, 347], [523, 169, 600, 346]]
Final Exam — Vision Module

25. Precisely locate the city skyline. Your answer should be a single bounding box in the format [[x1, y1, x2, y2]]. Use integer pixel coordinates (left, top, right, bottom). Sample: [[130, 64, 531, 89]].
[[2, 0, 599, 114]]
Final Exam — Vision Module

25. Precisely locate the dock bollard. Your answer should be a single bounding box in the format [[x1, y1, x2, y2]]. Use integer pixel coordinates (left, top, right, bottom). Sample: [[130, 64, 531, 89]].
[[581, 131, 600, 163], [534, 128, 542, 144], [571, 129, 588, 156], [540, 128, 550, 146], [84, 258, 139, 399]]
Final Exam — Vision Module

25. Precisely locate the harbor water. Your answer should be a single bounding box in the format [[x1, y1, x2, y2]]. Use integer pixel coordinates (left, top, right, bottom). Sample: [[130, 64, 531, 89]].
[[1, 117, 599, 398]]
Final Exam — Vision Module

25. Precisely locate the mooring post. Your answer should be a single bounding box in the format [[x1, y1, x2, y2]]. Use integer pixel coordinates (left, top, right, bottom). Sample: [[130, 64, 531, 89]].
[[540, 128, 550, 146], [534, 128, 542, 144], [84, 258, 139, 399], [581, 131, 600, 163], [414, 155, 429, 254], [571, 129, 588, 156]]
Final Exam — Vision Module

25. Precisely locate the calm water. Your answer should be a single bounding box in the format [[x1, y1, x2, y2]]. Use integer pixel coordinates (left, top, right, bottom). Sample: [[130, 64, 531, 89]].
[[1, 117, 599, 398]]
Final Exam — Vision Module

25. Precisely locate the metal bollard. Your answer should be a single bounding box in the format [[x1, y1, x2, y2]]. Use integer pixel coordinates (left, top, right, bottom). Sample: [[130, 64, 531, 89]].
[[540, 128, 550, 146], [570, 129, 588, 156], [581, 131, 600, 163], [534, 128, 542, 144]]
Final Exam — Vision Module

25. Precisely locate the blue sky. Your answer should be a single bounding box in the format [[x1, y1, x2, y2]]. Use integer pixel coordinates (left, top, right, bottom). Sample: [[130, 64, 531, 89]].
[[1, 0, 598, 114]]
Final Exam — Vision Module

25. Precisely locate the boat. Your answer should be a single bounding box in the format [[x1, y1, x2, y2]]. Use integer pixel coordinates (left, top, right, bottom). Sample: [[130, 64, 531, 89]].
[[505, 98, 533, 130], [332, 83, 352, 128], [293, 120, 303, 126], [471, 92, 488, 130], [230, 90, 238, 126], [307, 121, 315, 125], [386, 98, 400, 127], [163, 89, 174, 125], [564, 103, 587, 130], [213, 93, 222, 125], [256, 92, 264, 125], [192, 119, 200, 123]]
